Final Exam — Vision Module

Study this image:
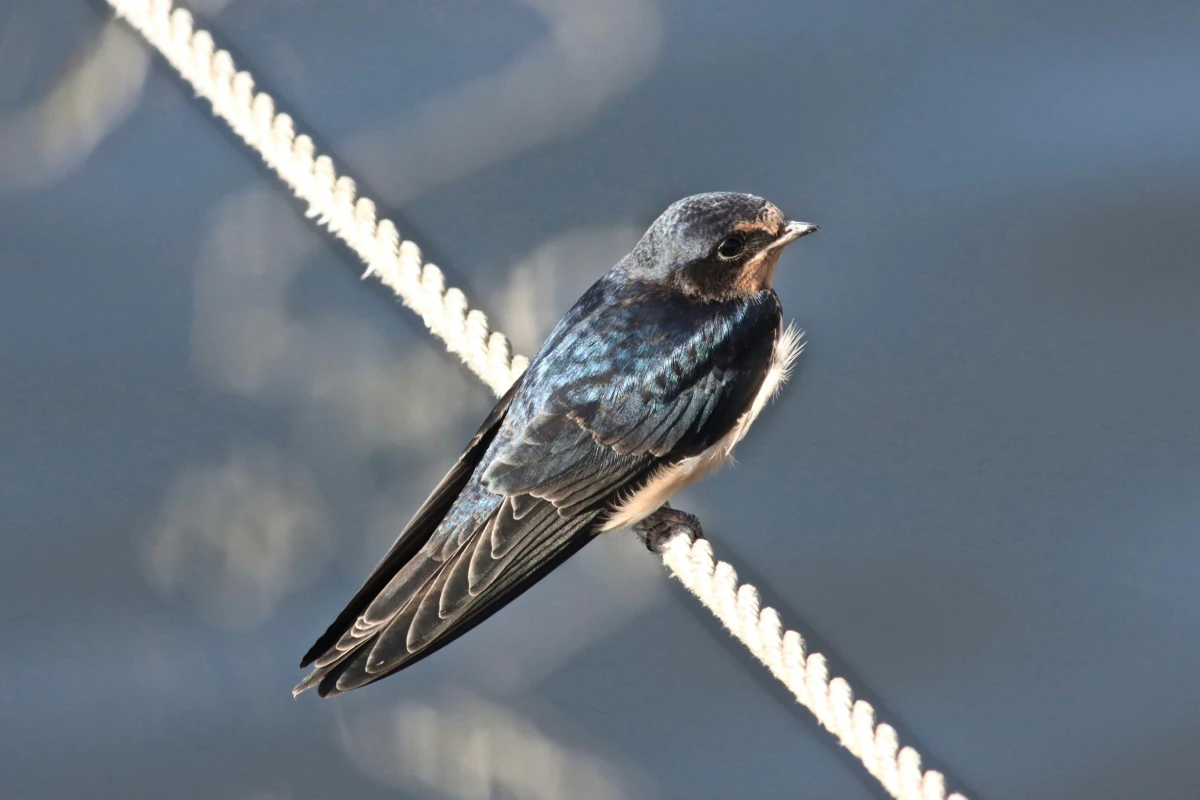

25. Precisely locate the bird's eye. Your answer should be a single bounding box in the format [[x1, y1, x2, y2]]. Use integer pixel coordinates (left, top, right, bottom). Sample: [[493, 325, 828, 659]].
[[717, 236, 745, 259]]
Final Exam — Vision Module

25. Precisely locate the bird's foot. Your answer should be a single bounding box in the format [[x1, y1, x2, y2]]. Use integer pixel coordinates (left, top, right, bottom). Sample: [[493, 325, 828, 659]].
[[634, 504, 704, 554]]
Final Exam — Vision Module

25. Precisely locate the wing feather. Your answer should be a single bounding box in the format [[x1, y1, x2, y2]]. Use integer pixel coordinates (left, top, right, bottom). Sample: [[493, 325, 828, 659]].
[[296, 280, 784, 697], [297, 376, 524, 669]]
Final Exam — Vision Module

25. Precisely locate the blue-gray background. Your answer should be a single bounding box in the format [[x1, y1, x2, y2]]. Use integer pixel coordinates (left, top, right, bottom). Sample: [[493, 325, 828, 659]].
[[3, 1, 1199, 798]]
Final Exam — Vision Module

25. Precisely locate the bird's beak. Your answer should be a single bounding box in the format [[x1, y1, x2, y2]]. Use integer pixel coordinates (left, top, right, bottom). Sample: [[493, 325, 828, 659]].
[[772, 220, 819, 248]]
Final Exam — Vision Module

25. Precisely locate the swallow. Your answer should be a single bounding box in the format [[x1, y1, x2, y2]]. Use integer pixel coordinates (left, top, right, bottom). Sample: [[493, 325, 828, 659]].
[[295, 192, 817, 696]]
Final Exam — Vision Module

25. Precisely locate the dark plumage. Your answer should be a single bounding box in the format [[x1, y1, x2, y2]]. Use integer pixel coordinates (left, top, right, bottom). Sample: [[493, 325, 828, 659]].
[[296, 192, 816, 696]]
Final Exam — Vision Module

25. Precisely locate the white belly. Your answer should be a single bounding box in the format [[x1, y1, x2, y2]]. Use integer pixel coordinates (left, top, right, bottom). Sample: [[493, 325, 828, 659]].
[[601, 323, 803, 531]]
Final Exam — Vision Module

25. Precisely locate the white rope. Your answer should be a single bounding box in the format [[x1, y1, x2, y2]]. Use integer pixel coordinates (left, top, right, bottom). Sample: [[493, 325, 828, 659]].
[[104, 2, 970, 798], [105, 0, 525, 397], [659, 534, 967, 800]]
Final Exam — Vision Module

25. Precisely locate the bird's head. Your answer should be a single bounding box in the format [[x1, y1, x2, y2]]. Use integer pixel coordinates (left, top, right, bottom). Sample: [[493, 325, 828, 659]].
[[622, 192, 817, 303]]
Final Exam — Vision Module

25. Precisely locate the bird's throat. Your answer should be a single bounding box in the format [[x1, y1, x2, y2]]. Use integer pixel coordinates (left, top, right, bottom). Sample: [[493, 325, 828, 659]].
[[733, 250, 783, 295]]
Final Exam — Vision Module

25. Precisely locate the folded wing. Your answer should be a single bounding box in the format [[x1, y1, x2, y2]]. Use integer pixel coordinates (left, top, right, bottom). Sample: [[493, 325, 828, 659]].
[[296, 282, 781, 696]]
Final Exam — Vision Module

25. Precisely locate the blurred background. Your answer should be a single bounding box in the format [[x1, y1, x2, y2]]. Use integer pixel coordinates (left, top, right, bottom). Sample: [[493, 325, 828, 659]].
[[2, 1, 1200, 798]]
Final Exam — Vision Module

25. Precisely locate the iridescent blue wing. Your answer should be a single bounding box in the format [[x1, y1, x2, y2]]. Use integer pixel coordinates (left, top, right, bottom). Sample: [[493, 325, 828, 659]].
[[482, 287, 782, 512], [297, 280, 780, 696], [297, 376, 525, 673]]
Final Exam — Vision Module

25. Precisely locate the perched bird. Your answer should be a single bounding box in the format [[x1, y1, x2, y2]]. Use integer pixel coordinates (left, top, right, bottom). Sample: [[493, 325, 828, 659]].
[[296, 192, 817, 696]]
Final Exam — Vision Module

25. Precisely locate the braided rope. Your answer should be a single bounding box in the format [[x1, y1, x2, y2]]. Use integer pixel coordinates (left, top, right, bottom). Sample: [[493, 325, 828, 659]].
[[660, 534, 966, 800], [106, 0, 525, 397], [104, 2, 969, 798]]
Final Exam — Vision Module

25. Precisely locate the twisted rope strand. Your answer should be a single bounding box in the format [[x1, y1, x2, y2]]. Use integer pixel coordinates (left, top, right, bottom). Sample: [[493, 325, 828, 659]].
[[659, 534, 967, 800], [107, 0, 525, 396], [104, 2, 969, 798]]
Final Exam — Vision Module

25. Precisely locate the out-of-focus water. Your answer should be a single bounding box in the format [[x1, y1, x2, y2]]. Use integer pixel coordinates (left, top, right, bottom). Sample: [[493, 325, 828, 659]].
[[3, 1, 1200, 798]]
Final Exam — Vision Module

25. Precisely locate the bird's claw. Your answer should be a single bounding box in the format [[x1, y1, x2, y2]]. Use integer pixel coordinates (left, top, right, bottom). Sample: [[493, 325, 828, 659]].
[[634, 505, 704, 553]]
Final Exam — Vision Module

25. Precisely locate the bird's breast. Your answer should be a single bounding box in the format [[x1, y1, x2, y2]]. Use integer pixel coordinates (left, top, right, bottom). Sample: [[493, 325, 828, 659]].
[[601, 323, 802, 531]]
